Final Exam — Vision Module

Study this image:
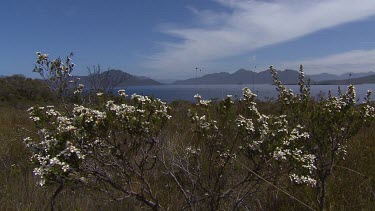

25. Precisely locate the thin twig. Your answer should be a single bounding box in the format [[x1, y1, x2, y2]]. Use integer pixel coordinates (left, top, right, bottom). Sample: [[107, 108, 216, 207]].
[[334, 165, 367, 178], [233, 158, 316, 211]]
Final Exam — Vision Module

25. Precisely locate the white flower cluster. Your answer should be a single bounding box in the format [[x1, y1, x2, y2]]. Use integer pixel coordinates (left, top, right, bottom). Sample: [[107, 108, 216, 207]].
[[25, 93, 171, 186], [236, 87, 316, 186], [219, 150, 236, 159], [106, 100, 135, 119], [236, 115, 255, 135], [25, 105, 98, 186], [289, 173, 316, 187], [189, 112, 219, 139], [221, 95, 234, 110], [36, 52, 48, 61], [106, 94, 171, 135], [190, 88, 317, 187], [185, 146, 201, 156], [73, 84, 84, 95], [189, 95, 220, 139], [194, 94, 211, 107], [320, 86, 375, 123], [269, 65, 375, 188], [362, 104, 375, 119], [118, 89, 127, 97], [270, 67, 295, 104], [270, 65, 312, 105], [242, 87, 257, 101]]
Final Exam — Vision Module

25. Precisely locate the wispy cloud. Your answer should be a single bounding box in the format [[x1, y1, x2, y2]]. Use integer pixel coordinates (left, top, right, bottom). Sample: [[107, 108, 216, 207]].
[[144, 0, 375, 77], [280, 49, 375, 74]]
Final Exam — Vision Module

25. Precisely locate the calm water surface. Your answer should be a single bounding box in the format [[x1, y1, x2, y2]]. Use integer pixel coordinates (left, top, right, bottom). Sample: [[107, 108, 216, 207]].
[[119, 84, 375, 103]]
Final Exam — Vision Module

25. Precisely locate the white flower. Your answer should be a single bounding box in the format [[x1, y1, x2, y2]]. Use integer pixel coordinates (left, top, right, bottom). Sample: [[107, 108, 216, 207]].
[[118, 89, 127, 97], [50, 157, 60, 165], [198, 100, 211, 106], [23, 137, 32, 142], [242, 87, 257, 100], [31, 116, 40, 122], [194, 94, 201, 100], [62, 164, 70, 172]]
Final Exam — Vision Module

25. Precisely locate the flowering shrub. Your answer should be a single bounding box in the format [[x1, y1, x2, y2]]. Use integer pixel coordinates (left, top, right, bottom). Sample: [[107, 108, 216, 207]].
[[25, 53, 374, 210], [25, 92, 171, 209], [164, 87, 317, 210], [33, 52, 77, 101], [271, 65, 375, 210]]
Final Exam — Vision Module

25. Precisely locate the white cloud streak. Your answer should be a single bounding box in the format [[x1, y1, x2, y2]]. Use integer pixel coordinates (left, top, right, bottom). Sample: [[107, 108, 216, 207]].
[[280, 49, 375, 74], [145, 0, 375, 77]]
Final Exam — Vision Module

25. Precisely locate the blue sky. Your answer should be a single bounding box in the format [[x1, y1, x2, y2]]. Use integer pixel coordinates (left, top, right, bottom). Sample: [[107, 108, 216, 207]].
[[2, 0, 375, 80]]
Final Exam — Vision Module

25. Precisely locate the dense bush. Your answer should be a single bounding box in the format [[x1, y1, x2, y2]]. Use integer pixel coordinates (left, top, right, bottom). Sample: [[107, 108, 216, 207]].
[[0, 75, 56, 106], [23, 53, 375, 210]]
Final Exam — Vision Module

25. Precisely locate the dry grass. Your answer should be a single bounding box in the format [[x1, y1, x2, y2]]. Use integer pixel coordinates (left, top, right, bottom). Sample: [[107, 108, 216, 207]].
[[0, 102, 374, 210]]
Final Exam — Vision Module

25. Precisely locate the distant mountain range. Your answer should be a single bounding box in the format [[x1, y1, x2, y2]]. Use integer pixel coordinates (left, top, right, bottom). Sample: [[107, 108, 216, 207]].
[[5, 68, 371, 87], [174, 69, 303, 85], [173, 69, 375, 85], [308, 71, 375, 82], [76, 69, 161, 90], [318, 74, 375, 85], [76, 69, 375, 87]]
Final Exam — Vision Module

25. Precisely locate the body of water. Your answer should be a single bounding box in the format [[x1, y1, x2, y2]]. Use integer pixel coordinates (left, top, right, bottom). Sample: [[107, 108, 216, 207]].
[[119, 84, 375, 103]]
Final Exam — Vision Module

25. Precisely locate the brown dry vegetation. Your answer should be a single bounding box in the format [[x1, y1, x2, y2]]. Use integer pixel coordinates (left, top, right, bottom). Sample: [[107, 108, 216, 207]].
[[0, 101, 374, 210]]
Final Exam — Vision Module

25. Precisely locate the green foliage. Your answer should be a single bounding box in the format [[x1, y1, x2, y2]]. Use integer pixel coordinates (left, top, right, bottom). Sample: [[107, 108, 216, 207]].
[[0, 75, 56, 107]]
